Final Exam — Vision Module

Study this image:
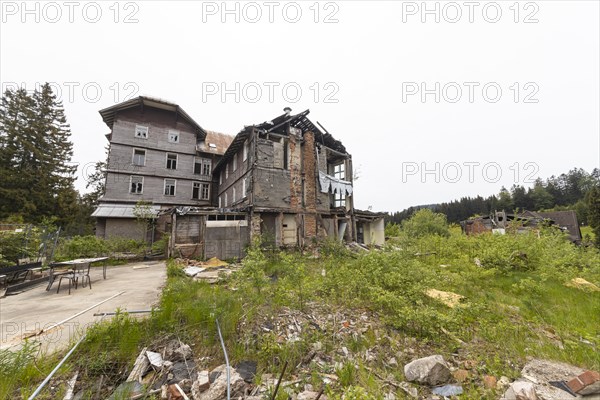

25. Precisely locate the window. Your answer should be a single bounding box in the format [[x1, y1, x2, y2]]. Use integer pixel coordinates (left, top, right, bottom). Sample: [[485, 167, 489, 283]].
[[166, 153, 177, 170], [232, 187, 236, 204], [219, 170, 223, 185], [224, 193, 228, 207], [333, 163, 345, 180], [132, 149, 145, 166], [130, 176, 143, 194], [334, 191, 346, 208], [232, 155, 237, 172], [218, 196, 222, 208], [225, 163, 229, 180], [164, 179, 176, 196], [242, 177, 247, 197], [243, 141, 248, 161], [168, 130, 179, 143], [135, 125, 148, 139], [192, 182, 210, 200], [194, 158, 211, 176]]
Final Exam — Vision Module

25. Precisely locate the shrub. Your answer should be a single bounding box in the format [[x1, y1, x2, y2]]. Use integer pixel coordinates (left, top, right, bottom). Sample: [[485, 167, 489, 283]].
[[402, 208, 450, 238]]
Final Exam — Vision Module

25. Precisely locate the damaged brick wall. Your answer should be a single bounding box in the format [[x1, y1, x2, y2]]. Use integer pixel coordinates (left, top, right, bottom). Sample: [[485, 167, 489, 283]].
[[303, 131, 317, 239]]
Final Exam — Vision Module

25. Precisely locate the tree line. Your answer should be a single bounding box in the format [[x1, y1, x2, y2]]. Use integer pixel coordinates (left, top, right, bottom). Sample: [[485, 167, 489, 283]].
[[386, 167, 600, 228]]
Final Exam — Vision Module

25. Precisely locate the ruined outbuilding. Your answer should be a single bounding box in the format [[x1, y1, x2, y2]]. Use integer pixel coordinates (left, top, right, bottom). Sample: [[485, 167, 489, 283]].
[[460, 210, 582, 243]]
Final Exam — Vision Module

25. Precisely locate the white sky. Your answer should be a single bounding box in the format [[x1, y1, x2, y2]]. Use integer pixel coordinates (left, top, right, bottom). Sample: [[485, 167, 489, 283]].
[[1, 0, 598, 212]]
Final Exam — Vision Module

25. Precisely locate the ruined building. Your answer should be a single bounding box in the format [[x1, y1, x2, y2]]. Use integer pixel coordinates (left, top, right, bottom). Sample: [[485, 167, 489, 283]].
[[92, 97, 384, 259]]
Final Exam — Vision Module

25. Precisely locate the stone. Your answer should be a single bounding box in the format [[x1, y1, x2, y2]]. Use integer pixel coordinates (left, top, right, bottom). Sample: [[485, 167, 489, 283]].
[[497, 376, 511, 390], [297, 391, 323, 400], [567, 370, 600, 395], [190, 370, 210, 398], [483, 375, 497, 389], [503, 380, 538, 400], [452, 369, 469, 383], [388, 357, 398, 367], [235, 360, 257, 383], [404, 355, 452, 386], [164, 340, 193, 362], [193, 365, 245, 400]]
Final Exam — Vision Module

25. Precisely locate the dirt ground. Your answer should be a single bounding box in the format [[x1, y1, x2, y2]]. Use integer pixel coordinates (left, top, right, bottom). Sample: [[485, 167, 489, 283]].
[[0, 260, 166, 354]]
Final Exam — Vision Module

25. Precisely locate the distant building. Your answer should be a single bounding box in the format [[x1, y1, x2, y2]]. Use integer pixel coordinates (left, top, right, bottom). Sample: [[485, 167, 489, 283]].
[[92, 97, 384, 259], [460, 210, 582, 243]]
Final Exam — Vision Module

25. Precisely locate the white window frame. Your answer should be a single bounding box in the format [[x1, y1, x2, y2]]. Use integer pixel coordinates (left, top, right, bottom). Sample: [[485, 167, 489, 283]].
[[242, 177, 247, 198], [168, 130, 180, 143], [232, 154, 237, 172], [192, 181, 201, 200], [130, 175, 144, 194], [135, 125, 148, 139], [201, 183, 210, 200], [224, 192, 228, 207], [232, 187, 236, 204], [193, 157, 211, 176], [243, 141, 248, 161], [218, 196, 222, 208], [192, 182, 210, 201], [219, 170, 223, 185], [164, 179, 176, 196], [225, 163, 229, 180], [132, 148, 146, 166], [166, 153, 178, 170]]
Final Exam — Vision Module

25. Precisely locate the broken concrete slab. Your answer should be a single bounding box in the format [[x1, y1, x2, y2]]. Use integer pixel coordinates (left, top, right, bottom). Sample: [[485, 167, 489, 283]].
[[502, 380, 538, 400], [404, 355, 452, 386], [183, 266, 205, 277], [191, 370, 210, 397], [193, 365, 245, 400]]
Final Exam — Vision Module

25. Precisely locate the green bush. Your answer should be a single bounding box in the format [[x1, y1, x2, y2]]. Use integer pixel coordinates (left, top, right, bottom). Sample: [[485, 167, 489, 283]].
[[402, 208, 450, 238]]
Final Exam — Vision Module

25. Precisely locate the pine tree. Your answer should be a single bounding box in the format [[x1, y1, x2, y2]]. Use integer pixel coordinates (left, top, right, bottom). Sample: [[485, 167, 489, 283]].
[[0, 84, 78, 226]]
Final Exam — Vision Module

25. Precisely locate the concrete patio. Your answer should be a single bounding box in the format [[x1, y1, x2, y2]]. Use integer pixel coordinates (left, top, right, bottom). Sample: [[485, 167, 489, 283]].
[[0, 260, 167, 353]]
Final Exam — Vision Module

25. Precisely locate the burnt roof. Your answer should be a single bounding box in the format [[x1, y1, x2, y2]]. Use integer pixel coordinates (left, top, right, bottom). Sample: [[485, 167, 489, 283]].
[[99, 96, 206, 138], [538, 210, 582, 242], [214, 109, 347, 171]]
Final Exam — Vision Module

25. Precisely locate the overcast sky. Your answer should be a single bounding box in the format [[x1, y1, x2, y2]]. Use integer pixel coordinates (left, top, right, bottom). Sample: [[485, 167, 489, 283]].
[[1, 0, 598, 212]]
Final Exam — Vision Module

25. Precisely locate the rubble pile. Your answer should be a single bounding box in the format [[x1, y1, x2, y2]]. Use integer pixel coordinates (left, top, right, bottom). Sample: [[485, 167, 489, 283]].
[[174, 257, 241, 284]]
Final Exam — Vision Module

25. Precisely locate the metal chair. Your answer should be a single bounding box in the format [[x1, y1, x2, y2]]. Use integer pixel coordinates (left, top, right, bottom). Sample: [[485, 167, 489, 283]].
[[56, 263, 92, 294]]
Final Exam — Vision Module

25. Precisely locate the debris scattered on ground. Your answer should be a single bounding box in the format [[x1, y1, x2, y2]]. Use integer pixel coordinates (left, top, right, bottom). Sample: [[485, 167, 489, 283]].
[[431, 384, 463, 396], [424, 289, 465, 308], [566, 277, 600, 292], [567, 370, 600, 396], [174, 258, 240, 283], [403, 355, 452, 386]]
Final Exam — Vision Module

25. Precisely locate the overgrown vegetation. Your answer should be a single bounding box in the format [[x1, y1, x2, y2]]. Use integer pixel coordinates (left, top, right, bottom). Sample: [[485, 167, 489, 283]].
[[2, 211, 599, 399]]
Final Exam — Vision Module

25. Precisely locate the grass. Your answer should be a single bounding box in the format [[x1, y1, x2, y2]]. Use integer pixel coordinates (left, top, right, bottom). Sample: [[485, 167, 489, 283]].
[[2, 228, 599, 399]]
